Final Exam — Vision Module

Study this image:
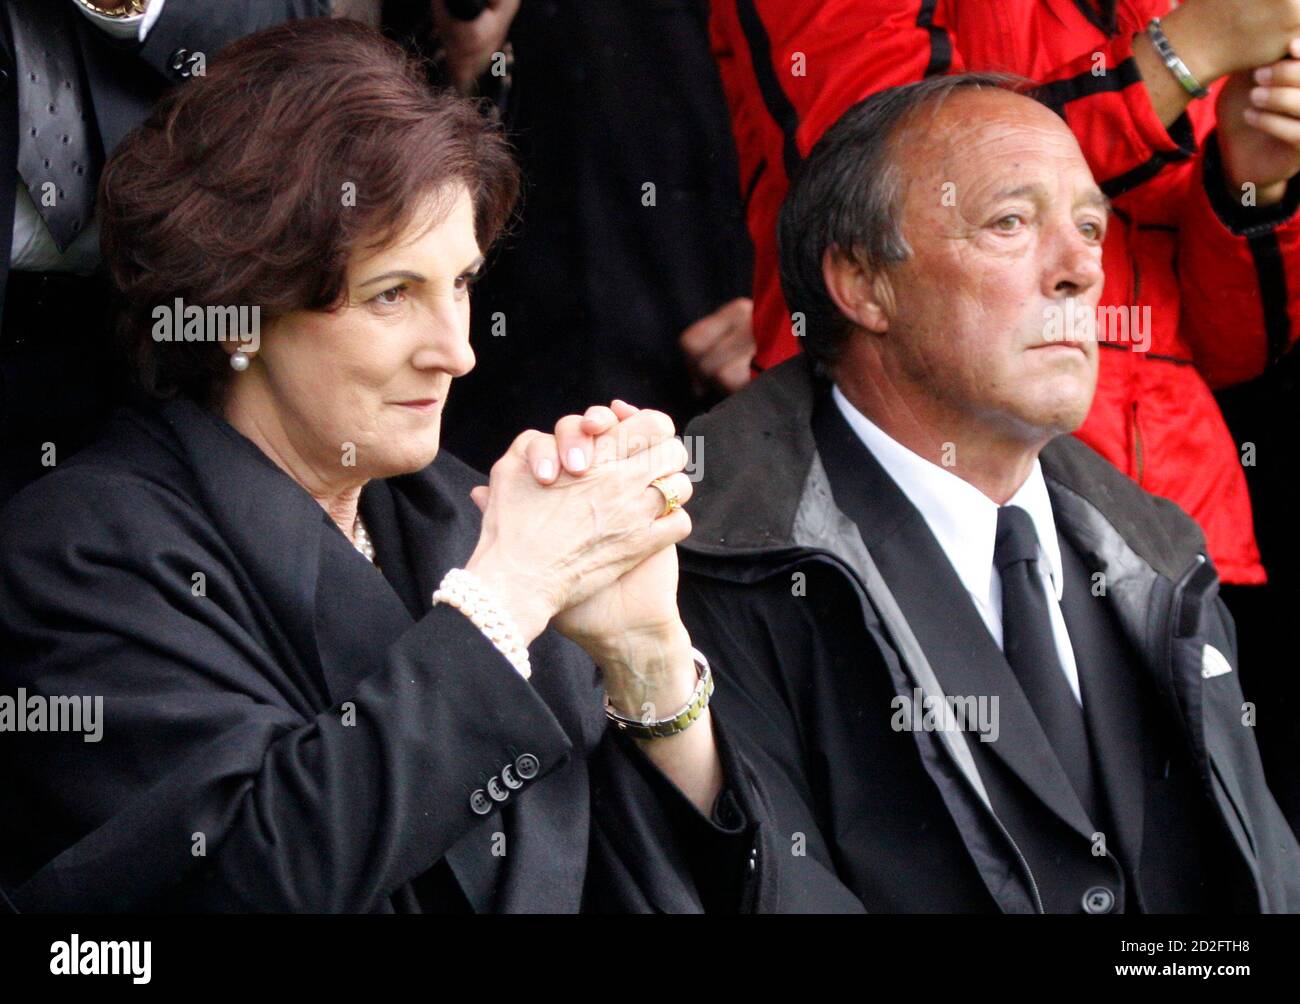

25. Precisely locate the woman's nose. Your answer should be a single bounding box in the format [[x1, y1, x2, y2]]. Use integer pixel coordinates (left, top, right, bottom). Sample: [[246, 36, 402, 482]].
[[412, 313, 476, 377]]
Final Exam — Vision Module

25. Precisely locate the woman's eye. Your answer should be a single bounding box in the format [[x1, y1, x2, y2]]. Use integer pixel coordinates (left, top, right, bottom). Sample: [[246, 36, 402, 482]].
[[1080, 220, 1104, 241], [454, 271, 482, 292], [993, 214, 1024, 232], [373, 284, 407, 306]]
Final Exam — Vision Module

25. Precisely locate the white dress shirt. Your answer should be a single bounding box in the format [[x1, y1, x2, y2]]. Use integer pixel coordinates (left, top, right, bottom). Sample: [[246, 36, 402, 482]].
[[832, 384, 1083, 705], [9, 0, 168, 272]]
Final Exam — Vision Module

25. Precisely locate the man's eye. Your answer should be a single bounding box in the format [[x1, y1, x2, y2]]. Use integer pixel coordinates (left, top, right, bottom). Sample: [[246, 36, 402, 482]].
[[1080, 220, 1105, 241], [373, 284, 407, 306], [994, 214, 1024, 232]]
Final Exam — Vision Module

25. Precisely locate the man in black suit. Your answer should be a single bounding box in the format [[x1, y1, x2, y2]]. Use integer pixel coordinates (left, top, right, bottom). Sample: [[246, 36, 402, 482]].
[[0, 0, 376, 503], [677, 74, 1300, 912]]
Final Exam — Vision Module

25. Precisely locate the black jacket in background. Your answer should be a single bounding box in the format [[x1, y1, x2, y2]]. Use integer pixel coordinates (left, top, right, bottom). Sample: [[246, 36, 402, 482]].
[[440, 0, 754, 472], [0, 399, 863, 913]]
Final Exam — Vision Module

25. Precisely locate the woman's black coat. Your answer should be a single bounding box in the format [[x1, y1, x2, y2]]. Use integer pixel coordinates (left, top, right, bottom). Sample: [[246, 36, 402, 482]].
[[0, 399, 846, 913]]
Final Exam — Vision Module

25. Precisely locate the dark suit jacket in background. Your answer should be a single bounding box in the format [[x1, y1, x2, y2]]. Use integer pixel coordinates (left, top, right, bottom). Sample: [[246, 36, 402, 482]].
[[0, 0, 333, 319], [0, 398, 866, 913], [0, 1, 333, 506], [436, 0, 754, 472]]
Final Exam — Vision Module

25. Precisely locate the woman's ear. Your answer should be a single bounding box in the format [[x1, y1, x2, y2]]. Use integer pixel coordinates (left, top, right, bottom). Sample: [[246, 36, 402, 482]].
[[822, 245, 891, 334]]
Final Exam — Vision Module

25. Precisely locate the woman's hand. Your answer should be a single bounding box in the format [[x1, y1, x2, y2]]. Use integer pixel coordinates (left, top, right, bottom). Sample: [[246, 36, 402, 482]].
[[471, 402, 722, 813], [470, 401, 695, 659], [464, 411, 691, 648], [516, 402, 700, 719]]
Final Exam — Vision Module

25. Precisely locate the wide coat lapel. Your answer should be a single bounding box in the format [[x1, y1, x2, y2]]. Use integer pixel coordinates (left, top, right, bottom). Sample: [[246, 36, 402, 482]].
[[1055, 515, 1147, 880], [160, 399, 334, 711]]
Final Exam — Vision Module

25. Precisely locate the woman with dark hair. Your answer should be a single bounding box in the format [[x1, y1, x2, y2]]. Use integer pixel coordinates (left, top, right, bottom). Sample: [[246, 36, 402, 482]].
[[0, 19, 845, 913]]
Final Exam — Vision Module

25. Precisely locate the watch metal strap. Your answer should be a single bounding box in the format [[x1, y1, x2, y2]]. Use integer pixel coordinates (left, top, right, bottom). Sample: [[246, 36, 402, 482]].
[[604, 648, 715, 740]]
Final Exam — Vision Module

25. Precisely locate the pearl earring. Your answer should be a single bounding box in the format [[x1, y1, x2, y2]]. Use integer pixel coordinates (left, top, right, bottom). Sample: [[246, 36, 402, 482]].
[[230, 350, 251, 372]]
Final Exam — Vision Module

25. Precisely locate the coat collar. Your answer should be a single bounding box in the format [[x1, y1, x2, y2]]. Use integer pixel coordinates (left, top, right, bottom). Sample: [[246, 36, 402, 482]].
[[158, 397, 333, 695], [682, 354, 1206, 586], [829, 382, 1066, 612]]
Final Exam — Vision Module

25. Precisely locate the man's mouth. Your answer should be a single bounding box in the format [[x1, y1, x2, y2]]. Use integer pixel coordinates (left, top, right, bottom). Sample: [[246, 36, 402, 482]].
[[1030, 342, 1086, 352]]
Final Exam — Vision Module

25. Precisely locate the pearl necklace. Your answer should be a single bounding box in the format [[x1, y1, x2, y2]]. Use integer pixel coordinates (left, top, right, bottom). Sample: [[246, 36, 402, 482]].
[[352, 514, 377, 564]]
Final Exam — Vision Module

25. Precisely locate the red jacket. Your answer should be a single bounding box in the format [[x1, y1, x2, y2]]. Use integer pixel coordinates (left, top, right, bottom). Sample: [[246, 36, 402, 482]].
[[712, 0, 1300, 584]]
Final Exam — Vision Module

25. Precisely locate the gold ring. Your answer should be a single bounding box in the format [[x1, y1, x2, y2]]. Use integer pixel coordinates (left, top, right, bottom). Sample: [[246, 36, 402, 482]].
[[649, 477, 681, 519]]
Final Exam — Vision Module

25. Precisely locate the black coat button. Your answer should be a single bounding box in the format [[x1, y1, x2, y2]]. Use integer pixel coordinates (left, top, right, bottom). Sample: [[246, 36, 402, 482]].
[[469, 789, 492, 815], [169, 48, 201, 79], [514, 753, 540, 780], [501, 764, 523, 790], [486, 776, 509, 802], [1082, 886, 1115, 914]]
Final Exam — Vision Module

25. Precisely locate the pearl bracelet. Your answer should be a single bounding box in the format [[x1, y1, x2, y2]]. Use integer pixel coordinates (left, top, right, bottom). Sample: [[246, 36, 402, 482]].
[[433, 568, 532, 680]]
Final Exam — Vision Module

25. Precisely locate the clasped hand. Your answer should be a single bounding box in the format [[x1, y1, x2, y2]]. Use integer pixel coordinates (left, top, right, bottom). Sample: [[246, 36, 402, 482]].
[[464, 400, 697, 709]]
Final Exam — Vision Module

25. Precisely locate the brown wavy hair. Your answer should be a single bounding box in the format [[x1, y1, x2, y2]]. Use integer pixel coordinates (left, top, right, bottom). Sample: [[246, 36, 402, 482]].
[[99, 18, 519, 405]]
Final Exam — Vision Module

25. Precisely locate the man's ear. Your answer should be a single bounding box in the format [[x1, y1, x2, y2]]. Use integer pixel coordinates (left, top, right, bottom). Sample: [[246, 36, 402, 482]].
[[822, 246, 891, 334]]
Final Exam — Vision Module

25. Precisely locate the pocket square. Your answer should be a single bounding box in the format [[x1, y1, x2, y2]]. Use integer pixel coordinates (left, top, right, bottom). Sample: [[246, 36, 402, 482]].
[[1201, 644, 1233, 679]]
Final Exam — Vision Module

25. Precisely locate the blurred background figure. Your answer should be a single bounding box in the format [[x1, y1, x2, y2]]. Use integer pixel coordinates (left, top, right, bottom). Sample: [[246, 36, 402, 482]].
[[710, 0, 1300, 833], [0, 0, 381, 505], [387, 0, 755, 473]]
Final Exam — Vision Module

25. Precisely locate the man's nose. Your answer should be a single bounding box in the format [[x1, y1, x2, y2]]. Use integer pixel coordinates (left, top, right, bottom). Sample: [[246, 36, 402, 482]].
[[1043, 225, 1104, 299]]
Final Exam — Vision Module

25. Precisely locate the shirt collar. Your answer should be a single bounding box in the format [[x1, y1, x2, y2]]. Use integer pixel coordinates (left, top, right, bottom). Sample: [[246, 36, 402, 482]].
[[830, 385, 1064, 612]]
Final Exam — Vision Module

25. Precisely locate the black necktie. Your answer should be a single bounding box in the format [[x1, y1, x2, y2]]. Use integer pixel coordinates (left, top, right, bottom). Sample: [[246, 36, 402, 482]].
[[6, 0, 101, 252], [994, 504, 1100, 824]]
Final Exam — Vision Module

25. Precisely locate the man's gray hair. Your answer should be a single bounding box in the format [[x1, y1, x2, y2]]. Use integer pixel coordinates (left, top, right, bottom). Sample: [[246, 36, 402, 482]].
[[777, 73, 1035, 372]]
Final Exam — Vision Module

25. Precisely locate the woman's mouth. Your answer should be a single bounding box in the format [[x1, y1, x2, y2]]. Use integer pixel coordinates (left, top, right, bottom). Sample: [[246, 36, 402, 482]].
[[394, 398, 441, 413]]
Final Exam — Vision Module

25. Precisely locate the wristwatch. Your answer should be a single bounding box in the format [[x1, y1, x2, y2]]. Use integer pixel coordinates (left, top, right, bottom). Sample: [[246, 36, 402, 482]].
[[603, 648, 716, 741], [75, 1, 148, 17]]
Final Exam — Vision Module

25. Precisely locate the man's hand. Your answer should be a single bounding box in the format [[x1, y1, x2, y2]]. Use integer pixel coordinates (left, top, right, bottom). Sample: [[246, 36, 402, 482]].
[[1135, 1, 1300, 127], [1166, 1, 1300, 84], [430, 0, 519, 94], [679, 297, 755, 398], [1218, 43, 1300, 207]]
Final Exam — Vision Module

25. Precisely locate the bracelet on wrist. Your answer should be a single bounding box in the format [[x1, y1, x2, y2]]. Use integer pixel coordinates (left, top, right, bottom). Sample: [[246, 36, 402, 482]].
[[1146, 17, 1209, 100], [604, 648, 714, 741], [433, 567, 532, 680]]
